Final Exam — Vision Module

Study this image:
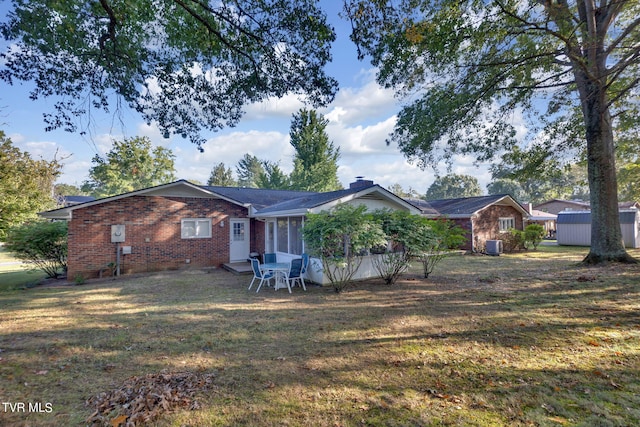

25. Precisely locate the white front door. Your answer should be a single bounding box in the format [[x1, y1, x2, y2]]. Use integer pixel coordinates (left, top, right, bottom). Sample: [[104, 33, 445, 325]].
[[229, 219, 250, 262]]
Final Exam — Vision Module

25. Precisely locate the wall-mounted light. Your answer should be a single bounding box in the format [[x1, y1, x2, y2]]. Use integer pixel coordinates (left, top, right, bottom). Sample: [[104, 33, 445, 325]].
[[220, 221, 224, 228]]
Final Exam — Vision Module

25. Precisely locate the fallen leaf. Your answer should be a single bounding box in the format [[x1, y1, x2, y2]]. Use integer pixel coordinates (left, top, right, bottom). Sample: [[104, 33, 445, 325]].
[[593, 370, 609, 378], [110, 414, 128, 427], [86, 371, 216, 426]]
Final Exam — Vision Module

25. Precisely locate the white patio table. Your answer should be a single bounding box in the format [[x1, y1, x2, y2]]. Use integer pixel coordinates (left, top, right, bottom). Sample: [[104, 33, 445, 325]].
[[260, 262, 291, 293]]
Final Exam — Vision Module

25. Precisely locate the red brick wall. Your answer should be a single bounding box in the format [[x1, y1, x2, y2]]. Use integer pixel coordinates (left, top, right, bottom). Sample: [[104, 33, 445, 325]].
[[251, 219, 266, 255], [449, 218, 473, 251], [67, 196, 248, 280], [472, 205, 524, 251]]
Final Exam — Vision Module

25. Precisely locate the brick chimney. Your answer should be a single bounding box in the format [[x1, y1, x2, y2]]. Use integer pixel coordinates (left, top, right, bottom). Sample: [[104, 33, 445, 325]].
[[349, 176, 374, 189]]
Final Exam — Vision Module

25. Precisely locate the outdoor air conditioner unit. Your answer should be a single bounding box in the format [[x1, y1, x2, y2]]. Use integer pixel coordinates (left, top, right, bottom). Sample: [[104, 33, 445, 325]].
[[486, 240, 503, 256]]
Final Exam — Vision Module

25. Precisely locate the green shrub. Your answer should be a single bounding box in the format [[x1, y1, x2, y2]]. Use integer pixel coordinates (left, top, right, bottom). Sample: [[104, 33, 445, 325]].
[[4, 221, 67, 278], [303, 204, 387, 293], [415, 219, 467, 278], [501, 229, 526, 252], [524, 224, 545, 250], [372, 210, 438, 284]]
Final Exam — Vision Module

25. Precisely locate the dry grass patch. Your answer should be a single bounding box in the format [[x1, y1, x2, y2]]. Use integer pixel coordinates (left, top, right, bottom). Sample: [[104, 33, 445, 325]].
[[0, 246, 639, 426]]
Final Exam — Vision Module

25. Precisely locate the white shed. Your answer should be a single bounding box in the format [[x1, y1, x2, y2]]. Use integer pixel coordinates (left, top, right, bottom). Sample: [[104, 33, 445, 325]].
[[557, 209, 640, 248]]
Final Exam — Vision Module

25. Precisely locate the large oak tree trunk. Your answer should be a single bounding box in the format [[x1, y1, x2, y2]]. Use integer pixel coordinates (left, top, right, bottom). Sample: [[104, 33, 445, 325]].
[[578, 80, 636, 264], [556, 0, 637, 264]]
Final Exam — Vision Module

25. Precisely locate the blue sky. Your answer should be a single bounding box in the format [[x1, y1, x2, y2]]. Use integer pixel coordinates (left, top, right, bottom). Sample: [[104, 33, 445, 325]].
[[0, 4, 493, 194]]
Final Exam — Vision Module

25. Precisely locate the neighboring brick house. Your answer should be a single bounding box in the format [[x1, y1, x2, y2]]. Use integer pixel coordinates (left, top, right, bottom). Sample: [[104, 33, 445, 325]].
[[533, 199, 590, 215], [408, 195, 529, 252], [40, 179, 421, 281]]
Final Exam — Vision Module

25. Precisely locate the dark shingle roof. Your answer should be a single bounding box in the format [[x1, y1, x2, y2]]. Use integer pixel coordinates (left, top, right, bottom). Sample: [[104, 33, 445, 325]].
[[60, 195, 95, 206], [203, 186, 317, 210], [256, 184, 378, 214], [408, 194, 515, 216]]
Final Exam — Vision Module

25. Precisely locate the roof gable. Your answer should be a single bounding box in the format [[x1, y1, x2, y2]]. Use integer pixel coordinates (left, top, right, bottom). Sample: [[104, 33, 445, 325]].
[[39, 180, 244, 220]]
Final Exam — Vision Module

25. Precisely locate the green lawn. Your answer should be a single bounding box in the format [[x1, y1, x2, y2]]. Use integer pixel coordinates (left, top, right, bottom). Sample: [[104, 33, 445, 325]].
[[0, 246, 638, 426], [0, 244, 47, 291]]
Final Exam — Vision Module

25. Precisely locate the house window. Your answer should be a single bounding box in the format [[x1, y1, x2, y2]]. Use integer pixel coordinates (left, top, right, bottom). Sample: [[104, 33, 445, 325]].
[[232, 221, 245, 241], [277, 218, 289, 252], [181, 218, 212, 239], [289, 217, 303, 255], [273, 216, 304, 254], [499, 217, 515, 232]]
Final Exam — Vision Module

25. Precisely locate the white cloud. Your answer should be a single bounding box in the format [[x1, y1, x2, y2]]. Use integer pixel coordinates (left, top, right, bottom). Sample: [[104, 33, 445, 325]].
[[243, 93, 306, 121], [328, 116, 397, 157], [338, 157, 435, 194], [172, 130, 294, 183], [325, 75, 397, 126]]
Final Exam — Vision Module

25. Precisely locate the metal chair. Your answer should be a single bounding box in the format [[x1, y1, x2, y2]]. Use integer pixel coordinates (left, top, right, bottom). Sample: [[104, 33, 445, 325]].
[[286, 258, 306, 291], [301, 253, 310, 281], [263, 253, 277, 264], [249, 258, 274, 293]]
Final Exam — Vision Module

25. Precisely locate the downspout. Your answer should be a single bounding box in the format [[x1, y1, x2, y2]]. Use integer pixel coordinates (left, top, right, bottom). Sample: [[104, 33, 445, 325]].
[[471, 215, 477, 253]]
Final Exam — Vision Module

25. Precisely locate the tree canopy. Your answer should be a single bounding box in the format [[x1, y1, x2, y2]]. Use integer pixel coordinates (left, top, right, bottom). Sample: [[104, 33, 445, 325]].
[[4, 220, 67, 278], [0, 0, 338, 147], [616, 134, 640, 202], [346, 0, 640, 263], [425, 174, 482, 200], [235, 154, 264, 188], [289, 108, 342, 192], [255, 161, 291, 190], [81, 136, 176, 197], [486, 179, 528, 202], [207, 162, 237, 187], [0, 131, 60, 239], [490, 152, 590, 204]]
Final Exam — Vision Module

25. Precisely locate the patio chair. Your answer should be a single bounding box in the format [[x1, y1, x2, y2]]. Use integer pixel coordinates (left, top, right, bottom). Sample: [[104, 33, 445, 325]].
[[286, 258, 306, 291], [249, 258, 274, 293], [263, 252, 277, 264], [301, 253, 310, 278]]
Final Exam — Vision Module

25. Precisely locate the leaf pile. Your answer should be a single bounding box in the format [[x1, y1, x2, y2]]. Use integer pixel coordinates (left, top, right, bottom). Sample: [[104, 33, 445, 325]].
[[86, 370, 216, 426]]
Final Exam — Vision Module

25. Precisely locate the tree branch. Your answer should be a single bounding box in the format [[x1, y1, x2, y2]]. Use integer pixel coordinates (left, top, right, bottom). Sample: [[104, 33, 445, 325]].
[[98, 0, 118, 53], [172, 0, 263, 76]]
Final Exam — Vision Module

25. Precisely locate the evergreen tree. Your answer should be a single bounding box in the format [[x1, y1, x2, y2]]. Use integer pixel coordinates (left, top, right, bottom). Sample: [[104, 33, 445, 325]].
[[207, 162, 237, 187], [289, 109, 341, 192], [235, 154, 265, 188], [255, 161, 291, 189]]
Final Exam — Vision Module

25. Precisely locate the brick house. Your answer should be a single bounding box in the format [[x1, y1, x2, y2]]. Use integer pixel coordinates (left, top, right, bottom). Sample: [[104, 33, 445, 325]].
[[533, 199, 590, 215], [408, 194, 529, 252], [40, 179, 420, 280]]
